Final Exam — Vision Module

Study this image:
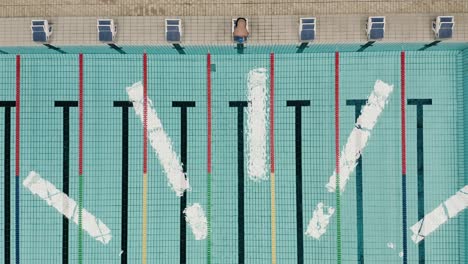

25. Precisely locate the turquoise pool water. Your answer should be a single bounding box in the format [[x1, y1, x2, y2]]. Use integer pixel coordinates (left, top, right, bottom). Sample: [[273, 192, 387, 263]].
[[0, 45, 467, 263]]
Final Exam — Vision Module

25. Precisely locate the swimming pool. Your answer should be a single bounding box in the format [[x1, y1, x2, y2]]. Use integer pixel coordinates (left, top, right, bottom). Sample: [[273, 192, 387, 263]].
[[0, 44, 466, 263]]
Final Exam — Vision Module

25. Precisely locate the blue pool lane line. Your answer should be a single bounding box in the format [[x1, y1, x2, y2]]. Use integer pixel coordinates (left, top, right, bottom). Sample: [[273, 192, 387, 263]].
[[113, 101, 133, 264], [172, 101, 196, 264], [55, 101, 78, 264], [286, 100, 310, 264], [346, 99, 367, 264], [1, 101, 15, 264], [408, 98, 432, 264], [229, 101, 248, 264]]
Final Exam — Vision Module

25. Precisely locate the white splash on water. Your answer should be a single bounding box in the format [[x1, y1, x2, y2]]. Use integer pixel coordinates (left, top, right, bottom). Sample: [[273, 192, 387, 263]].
[[410, 185, 468, 243], [23, 171, 112, 244], [184, 203, 208, 240], [306, 80, 393, 239], [127, 81, 189, 196], [246, 68, 269, 181], [305, 202, 335, 239], [327, 80, 394, 193]]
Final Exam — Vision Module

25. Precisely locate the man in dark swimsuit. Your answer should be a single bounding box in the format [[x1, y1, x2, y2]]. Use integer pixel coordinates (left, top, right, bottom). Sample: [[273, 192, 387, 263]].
[[233, 17, 249, 43]]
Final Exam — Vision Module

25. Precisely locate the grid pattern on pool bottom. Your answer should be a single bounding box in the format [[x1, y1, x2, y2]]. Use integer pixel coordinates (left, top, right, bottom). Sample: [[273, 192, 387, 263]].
[[0, 51, 465, 263]]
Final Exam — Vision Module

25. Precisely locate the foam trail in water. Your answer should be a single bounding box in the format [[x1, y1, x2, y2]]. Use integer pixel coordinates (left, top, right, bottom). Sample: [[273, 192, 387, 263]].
[[306, 80, 393, 239], [127, 81, 189, 196], [305, 202, 335, 239], [410, 185, 468, 243], [326, 80, 393, 193], [184, 203, 208, 240], [23, 171, 112, 244], [246, 68, 269, 181]]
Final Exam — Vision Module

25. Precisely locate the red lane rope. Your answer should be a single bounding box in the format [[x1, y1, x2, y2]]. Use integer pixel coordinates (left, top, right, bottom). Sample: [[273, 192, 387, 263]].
[[335, 51, 342, 263], [335, 52, 340, 175], [400, 51, 408, 264], [143, 53, 148, 174], [401, 51, 407, 175], [270, 53, 275, 173], [207, 53, 212, 174], [79, 53, 83, 175], [15, 55, 20, 176]]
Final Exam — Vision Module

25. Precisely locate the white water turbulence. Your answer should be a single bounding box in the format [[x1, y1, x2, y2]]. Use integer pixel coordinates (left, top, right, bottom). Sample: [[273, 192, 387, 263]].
[[410, 185, 468, 243], [127, 81, 189, 196], [305, 202, 335, 239], [184, 203, 208, 240], [326, 80, 394, 193], [246, 68, 269, 181], [306, 80, 393, 240], [23, 171, 112, 244]]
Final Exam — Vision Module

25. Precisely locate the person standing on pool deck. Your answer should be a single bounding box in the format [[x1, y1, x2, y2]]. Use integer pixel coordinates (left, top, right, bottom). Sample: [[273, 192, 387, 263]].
[[233, 17, 249, 43]]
